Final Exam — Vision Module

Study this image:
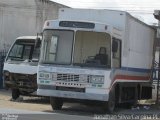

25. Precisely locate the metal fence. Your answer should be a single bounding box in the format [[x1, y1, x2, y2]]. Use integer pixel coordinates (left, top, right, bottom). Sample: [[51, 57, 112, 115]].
[[0, 51, 7, 88]]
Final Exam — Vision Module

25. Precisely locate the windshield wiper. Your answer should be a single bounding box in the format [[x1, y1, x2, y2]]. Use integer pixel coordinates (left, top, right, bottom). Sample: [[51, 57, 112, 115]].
[[9, 57, 24, 61]]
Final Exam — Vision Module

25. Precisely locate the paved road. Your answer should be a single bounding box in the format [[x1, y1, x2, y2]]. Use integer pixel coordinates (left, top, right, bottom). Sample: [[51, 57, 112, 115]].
[[1, 104, 160, 120], [0, 108, 93, 120], [0, 90, 160, 120]]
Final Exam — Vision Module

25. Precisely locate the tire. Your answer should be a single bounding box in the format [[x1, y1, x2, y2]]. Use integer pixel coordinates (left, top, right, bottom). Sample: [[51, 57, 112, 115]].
[[12, 89, 20, 100], [50, 97, 63, 110], [122, 101, 137, 109], [102, 91, 115, 113]]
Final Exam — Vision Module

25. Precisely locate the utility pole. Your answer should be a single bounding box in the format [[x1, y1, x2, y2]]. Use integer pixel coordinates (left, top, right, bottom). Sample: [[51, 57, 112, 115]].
[[154, 10, 160, 104], [156, 48, 160, 104]]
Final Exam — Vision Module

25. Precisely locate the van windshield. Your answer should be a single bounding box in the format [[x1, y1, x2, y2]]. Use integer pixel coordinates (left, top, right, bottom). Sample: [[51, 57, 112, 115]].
[[7, 39, 40, 62]]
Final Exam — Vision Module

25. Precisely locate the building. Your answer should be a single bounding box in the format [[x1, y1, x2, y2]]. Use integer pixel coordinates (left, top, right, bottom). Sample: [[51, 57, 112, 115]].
[[0, 0, 68, 51]]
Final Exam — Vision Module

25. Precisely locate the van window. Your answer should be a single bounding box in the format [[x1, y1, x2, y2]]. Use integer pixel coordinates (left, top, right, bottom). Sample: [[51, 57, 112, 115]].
[[23, 46, 32, 60], [9, 44, 23, 58]]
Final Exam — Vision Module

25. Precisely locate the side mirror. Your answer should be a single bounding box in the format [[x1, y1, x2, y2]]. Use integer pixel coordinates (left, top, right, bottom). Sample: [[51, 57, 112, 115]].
[[112, 40, 118, 53], [35, 37, 41, 48], [35, 33, 42, 48]]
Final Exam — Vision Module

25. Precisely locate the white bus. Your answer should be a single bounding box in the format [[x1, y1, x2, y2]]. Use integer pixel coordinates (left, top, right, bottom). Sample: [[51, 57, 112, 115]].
[[37, 9, 155, 113]]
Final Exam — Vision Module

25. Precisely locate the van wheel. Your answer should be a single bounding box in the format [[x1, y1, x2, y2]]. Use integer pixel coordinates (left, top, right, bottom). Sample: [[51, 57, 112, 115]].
[[50, 97, 63, 110], [12, 89, 20, 100], [103, 91, 115, 113]]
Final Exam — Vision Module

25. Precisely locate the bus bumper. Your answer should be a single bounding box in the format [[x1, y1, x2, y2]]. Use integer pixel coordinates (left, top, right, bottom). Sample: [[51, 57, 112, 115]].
[[37, 89, 109, 101]]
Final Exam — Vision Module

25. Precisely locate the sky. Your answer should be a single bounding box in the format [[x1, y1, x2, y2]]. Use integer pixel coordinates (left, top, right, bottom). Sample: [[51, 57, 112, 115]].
[[51, 0, 160, 25]]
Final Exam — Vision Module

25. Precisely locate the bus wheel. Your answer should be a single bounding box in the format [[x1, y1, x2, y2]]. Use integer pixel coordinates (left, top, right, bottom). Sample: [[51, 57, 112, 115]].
[[12, 89, 20, 100], [50, 97, 63, 110], [103, 91, 115, 113]]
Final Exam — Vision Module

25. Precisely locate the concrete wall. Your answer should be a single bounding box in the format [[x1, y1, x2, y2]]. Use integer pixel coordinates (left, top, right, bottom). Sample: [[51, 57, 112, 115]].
[[0, 0, 68, 51]]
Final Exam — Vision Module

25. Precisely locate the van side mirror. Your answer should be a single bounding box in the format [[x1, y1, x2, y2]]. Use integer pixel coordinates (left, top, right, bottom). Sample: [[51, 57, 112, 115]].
[[35, 37, 41, 48], [112, 40, 118, 53], [35, 33, 42, 48]]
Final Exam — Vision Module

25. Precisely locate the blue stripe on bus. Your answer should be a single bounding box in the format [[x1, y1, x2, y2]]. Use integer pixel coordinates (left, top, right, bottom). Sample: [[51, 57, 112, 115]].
[[121, 67, 151, 73]]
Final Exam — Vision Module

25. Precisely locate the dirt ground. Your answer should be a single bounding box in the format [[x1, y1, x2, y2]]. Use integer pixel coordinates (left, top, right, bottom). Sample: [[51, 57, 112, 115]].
[[0, 89, 52, 112], [0, 89, 160, 116]]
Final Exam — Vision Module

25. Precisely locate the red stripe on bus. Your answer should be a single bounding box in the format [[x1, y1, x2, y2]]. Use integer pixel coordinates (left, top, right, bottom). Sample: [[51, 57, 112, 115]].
[[109, 75, 151, 90], [113, 75, 150, 81]]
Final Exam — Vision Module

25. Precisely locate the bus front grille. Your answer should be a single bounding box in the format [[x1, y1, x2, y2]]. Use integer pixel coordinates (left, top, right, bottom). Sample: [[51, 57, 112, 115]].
[[57, 74, 79, 82]]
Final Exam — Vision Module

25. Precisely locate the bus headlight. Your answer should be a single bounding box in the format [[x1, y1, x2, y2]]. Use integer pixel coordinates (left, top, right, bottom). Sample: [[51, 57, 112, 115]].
[[90, 75, 104, 84], [39, 72, 51, 80], [52, 73, 57, 81]]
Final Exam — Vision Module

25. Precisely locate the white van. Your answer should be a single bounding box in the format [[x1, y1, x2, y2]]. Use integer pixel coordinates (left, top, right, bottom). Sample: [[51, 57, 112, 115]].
[[3, 36, 41, 100]]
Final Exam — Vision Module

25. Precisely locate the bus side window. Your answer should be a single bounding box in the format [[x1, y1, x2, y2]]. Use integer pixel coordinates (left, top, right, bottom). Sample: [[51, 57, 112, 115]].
[[112, 38, 121, 68]]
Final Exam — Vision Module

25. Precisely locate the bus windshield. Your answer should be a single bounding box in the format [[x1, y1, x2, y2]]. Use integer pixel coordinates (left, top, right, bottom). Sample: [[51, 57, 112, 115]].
[[73, 31, 111, 68], [40, 30, 111, 68], [40, 30, 74, 64]]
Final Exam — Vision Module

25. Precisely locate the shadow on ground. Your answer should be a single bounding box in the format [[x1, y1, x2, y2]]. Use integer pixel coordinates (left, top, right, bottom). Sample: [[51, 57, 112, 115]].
[[12, 96, 50, 105]]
